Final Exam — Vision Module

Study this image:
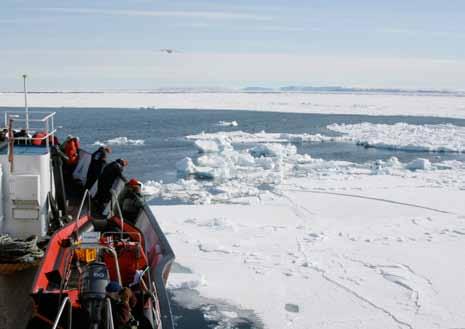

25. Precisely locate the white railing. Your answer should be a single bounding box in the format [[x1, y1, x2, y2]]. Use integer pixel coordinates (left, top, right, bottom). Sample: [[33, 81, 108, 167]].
[[111, 190, 125, 240], [105, 298, 115, 329], [52, 296, 72, 329], [74, 189, 92, 224], [4, 111, 57, 147]]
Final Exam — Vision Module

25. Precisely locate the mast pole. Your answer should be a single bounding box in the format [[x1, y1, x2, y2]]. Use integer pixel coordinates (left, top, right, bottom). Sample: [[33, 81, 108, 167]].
[[23, 74, 29, 133]]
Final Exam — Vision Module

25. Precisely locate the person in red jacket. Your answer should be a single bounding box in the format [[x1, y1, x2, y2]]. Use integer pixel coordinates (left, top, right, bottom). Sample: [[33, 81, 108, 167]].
[[63, 136, 80, 166]]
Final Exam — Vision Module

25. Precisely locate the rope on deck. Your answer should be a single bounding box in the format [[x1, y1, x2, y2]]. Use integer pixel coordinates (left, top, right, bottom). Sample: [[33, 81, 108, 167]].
[[0, 235, 44, 273]]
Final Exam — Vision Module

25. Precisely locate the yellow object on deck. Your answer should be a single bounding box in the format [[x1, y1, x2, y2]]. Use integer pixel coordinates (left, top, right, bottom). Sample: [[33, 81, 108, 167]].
[[75, 248, 97, 263]]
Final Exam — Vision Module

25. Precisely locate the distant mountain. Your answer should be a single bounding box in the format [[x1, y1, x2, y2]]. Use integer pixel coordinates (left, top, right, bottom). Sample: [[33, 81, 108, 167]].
[[280, 86, 346, 92], [278, 86, 463, 95], [2, 86, 463, 96], [242, 87, 275, 92]]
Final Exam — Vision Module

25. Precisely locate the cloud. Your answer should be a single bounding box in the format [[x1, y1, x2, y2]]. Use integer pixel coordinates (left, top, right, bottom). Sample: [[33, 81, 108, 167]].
[[33, 7, 273, 21], [0, 18, 49, 24], [2, 49, 465, 89], [379, 28, 463, 38], [255, 26, 306, 32]]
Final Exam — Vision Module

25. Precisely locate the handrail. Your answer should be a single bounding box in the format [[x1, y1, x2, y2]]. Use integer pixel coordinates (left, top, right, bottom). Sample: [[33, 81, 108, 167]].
[[151, 281, 161, 328], [3, 110, 56, 151], [51, 296, 72, 329], [105, 298, 115, 329], [111, 190, 125, 241], [102, 231, 142, 245], [12, 129, 57, 141], [4, 111, 56, 124], [74, 189, 90, 235]]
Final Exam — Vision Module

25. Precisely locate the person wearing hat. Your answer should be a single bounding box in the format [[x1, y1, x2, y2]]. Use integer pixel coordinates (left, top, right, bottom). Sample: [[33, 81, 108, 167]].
[[93, 158, 128, 216], [106, 282, 137, 328], [62, 135, 80, 166], [86, 146, 112, 190], [121, 178, 145, 223]]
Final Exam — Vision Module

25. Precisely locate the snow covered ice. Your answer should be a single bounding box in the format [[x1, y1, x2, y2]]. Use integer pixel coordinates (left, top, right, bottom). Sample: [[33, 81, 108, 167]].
[[328, 122, 465, 153], [93, 136, 145, 146], [217, 120, 239, 127], [2, 91, 465, 118], [148, 121, 465, 329]]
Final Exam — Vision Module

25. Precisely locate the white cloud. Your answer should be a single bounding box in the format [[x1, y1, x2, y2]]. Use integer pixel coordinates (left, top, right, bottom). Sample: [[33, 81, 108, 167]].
[[254, 26, 306, 32], [379, 28, 464, 38], [1, 50, 465, 90], [33, 7, 273, 21]]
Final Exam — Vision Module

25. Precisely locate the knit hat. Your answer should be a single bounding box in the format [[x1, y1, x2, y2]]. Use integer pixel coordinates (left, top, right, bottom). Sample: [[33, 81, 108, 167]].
[[128, 178, 142, 187], [105, 281, 122, 293]]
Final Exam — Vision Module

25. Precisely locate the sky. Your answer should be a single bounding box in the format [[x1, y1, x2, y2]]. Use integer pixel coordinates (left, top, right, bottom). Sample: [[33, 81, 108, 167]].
[[1, 0, 465, 90]]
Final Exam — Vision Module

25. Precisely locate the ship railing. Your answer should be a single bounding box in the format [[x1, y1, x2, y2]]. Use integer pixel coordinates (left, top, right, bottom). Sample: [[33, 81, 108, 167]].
[[4, 111, 57, 146], [102, 231, 142, 242], [74, 189, 92, 228], [51, 296, 72, 329], [151, 281, 162, 328], [105, 298, 115, 329], [110, 190, 125, 240]]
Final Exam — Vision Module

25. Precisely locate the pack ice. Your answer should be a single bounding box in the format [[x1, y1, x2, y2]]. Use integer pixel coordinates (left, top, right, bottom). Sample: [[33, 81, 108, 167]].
[[150, 123, 465, 329]]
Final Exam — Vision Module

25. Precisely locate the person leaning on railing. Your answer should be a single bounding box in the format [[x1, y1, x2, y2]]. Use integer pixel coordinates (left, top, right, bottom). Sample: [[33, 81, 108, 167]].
[[93, 159, 128, 216], [0, 129, 8, 142], [86, 146, 112, 190], [121, 178, 144, 223]]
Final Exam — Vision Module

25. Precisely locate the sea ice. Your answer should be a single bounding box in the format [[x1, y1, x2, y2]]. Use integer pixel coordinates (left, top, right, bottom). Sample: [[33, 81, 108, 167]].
[[328, 122, 465, 153], [93, 136, 144, 146], [2, 92, 465, 118], [187, 130, 340, 145], [144, 130, 465, 206], [217, 120, 239, 127], [406, 158, 432, 171], [146, 123, 465, 328]]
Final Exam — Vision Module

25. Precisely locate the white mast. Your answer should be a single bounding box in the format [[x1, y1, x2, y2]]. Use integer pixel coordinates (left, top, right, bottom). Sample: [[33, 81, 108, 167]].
[[22, 74, 29, 133]]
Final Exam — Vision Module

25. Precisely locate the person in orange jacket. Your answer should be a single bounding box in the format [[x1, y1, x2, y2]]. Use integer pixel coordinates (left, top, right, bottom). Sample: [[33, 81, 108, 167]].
[[63, 135, 80, 166]]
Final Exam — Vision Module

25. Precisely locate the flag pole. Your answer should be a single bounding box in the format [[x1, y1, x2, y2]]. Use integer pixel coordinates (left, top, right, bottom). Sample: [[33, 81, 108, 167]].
[[22, 74, 29, 133]]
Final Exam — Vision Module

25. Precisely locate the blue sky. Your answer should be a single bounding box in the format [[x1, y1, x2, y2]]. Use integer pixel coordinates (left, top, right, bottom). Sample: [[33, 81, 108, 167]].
[[1, 0, 465, 90]]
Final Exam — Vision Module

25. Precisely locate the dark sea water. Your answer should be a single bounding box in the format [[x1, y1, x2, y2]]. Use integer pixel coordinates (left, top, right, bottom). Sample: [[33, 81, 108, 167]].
[[1, 107, 465, 329]]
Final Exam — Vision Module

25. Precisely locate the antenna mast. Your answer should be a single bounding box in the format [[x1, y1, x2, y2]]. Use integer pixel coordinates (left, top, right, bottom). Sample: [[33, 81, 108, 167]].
[[22, 74, 29, 133]]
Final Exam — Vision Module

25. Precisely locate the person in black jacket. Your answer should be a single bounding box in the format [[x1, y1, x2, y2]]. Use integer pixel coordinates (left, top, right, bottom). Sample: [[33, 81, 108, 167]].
[[86, 146, 112, 190], [121, 179, 145, 223], [93, 158, 128, 215]]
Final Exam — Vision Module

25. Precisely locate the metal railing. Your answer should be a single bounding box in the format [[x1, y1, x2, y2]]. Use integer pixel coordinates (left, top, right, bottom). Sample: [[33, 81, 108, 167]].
[[151, 281, 161, 328], [74, 189, 92, 233], [4, 111, 57, 146], [77, 189, 92, 220], [102, 231, 142, 243], [111, 190, 125, 240], [105, 298, 115, 329], [51, 296, 72, 329]]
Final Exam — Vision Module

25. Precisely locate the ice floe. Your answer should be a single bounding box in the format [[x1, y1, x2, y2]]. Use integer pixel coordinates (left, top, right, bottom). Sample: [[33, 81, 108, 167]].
[[328, 122, 465, 153], [152, 126, 465, 328], [93, 136, 145, 146], [217, 120, 239, 127], [188, 130, 340, 145], [2, 92, 465, 119], [156, 188, 465, 329], [144, 132, 465, 205], [189, 122, 465, 155]]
